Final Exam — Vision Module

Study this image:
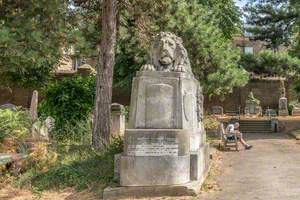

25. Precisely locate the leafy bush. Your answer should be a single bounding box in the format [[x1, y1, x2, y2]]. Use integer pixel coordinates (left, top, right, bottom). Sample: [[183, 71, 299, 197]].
[[0, 108, 32, 142], [53, 117, 93, 143], [39, 75, 95, 141], [203, 116, 220, 130], [240, 50, 300, 77]]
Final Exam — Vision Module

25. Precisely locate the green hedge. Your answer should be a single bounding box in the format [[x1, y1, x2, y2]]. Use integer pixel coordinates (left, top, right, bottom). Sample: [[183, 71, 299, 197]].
[[39, 75, 95, 142]]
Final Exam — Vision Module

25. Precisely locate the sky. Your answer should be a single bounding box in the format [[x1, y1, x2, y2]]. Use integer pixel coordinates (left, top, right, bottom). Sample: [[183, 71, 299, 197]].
[[235, 0, 248, 8]]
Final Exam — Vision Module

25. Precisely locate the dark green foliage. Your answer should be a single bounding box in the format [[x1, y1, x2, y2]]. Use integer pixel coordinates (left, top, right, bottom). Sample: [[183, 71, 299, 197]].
[[239, 50, 300, 77], [293, 79, 300, 94], [39, 75, 96, 141], [162, 0, 248, 97], [0, 108, 32, 142], [112, 0, 248, 97], [114, 28, 147, 89], [16, 137, 123, 191], [244, 0, 299, 50], [0, 0, 73, 87]]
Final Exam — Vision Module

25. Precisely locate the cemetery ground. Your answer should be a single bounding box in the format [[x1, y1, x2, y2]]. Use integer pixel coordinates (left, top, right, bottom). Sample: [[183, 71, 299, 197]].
[[1, 131, 300, 199]]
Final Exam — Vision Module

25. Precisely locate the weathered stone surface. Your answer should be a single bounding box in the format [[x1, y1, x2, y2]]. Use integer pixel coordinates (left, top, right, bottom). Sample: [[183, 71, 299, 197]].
[[103, 180, 207, 199], [140, 32, 192, 74], [279, 97, 288, 116], [190, 144, 210, 181], [30, 90, 38, 121], [114, 154, 121, 182], [244, 92, 262, 115], [32, 116, 55, 140], [145, 83, 175, 128], [111, 103, 125, 136], [120, 155, 190, 186], [111, 32, 210, 197], [128, 71, 201, 131], [123, 129, 190, 156]]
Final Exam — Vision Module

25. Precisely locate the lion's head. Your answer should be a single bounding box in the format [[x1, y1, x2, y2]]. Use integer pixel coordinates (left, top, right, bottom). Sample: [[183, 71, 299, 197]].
[[148, 32, 192, 74]]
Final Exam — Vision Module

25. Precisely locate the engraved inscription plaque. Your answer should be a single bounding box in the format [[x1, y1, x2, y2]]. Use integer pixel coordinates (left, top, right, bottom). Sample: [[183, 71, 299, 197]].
[[127, 136, 179, 156]]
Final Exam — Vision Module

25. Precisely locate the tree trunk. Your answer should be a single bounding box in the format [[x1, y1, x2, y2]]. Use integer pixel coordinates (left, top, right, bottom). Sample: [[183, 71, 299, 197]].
[[92, 0, 117, 149]]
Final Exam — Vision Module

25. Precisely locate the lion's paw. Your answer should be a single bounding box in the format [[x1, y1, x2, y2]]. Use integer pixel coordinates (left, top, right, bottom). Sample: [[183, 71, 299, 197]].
[[174, 65, 186, 72], [140, 64, 156, 71]]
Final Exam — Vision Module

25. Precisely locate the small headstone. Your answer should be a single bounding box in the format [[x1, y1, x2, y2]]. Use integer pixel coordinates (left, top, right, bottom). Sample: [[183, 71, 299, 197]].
[[211, 106, 223, 115], [111, 103, 125, 137], [278, 97, 288, 116], [29, 90, 38, 121], [0, 103, 17, 111], [32, 116, 55, 140]]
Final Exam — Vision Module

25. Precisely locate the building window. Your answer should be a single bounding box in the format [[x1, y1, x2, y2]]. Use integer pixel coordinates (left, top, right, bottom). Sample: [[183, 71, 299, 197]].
[[244, 46, 254, 54]]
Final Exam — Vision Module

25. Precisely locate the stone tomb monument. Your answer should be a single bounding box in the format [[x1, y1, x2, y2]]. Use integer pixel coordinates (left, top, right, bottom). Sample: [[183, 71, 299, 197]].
[[104, 32, 210, 199], [111, 103, 125, 136], [244, 92, 262, 116], [278, 80, 289, 116]]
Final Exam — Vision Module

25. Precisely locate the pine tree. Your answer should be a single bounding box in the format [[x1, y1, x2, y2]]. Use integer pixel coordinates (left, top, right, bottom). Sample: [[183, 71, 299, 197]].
[[0, 0, 71, 87], [244, 0, 299, 50]]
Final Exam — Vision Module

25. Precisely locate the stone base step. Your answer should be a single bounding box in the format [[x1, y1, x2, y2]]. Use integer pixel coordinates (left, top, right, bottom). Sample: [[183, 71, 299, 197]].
[[239, 120, 272, 134]]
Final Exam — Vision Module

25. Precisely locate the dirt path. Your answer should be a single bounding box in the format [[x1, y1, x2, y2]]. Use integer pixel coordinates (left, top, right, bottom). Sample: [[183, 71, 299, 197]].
[[139, 133, 300, 200], [200, 132, 300, 200]]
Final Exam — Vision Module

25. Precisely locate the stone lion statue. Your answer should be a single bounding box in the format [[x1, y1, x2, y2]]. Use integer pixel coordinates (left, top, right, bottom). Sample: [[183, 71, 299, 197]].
[[140, 32, 193, 74]]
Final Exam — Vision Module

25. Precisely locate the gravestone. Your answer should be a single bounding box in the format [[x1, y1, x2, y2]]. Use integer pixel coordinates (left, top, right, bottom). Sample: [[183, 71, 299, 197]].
[[244, 92, 262, 116], [292, 103, 300, 116], [32, 116, 55, 140], [30, 90, 38, 121], [278, 97, 288, 116], [103, 32, 210, 199], [211, 106, 223, 115], [111, 103, 125, 136]]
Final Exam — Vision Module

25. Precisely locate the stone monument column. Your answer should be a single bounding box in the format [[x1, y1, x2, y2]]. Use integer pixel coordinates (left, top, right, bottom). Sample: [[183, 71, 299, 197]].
[[278, 80, 288, 116], [105, 32, 210, 198], [111, 103, 125, 137], [30, 90, 38, 121]]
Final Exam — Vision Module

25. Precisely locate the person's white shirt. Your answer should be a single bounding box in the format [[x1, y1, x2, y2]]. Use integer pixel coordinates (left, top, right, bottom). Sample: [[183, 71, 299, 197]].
[[225, 124, 235, 135]]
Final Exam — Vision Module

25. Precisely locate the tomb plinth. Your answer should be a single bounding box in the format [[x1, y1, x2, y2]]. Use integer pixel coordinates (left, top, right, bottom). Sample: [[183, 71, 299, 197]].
[[103, 32, 210, 199], [111, 103, 125, 136], [121, 71, 208, 187]]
